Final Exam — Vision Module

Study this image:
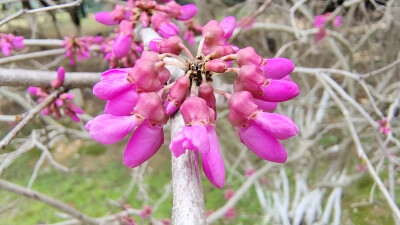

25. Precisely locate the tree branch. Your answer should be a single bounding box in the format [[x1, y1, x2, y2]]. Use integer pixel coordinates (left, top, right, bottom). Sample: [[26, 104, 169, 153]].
[[0, 179, 99, 225], [0, 68, 99, 88]]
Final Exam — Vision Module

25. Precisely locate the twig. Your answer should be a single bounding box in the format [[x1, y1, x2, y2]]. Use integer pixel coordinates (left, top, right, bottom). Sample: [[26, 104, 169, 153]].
[[0, 0, 83, 26], [0, 179, 99, 224], [0, 48, 65, 65], [361, 58, 400, 79], [0, 88, 64, 150], [0, 68, 99, 88]]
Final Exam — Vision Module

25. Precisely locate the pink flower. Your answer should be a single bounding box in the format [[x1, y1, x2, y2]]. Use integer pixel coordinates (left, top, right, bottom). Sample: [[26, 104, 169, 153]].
[[164, 76, 190, 115], [63, 35, 93, 65], [378, 118, 390, 135], [28, 68, 83, 122], [170, 96, 225, 188], [245, 168, 255, 177], [140, 205, 152, 218], [50, 67, 65, 88], [233, 65, 300, 102], [0, 33, 24, 56], [225, 188, 234, 200], [183, 19, 202, 45], [86, 93, 166, 168], [313, 13, 342, 42], [224, 207, 236, 219], [228, 91, 298, 163], [220, 16, 236, 39], [176, 4, 197, 21]]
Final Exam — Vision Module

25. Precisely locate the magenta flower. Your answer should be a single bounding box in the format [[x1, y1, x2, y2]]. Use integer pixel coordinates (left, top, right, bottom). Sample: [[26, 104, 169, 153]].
[[183, 19, 202, 45], [314, 13, 342, 42], [170, 96, 225, 188], [86, 92, 166, 167], [28, 67, 83, 122], [228, 91, 298, 163], [88, 16, 299, 188], [0, 33, 25, 56], [63, 35, 93, 65]]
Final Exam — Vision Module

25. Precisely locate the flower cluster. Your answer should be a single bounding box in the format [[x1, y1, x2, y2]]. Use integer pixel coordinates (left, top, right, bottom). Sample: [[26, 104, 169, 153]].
[[378, 118, 390, 135], [28, 67, 83, 121], [0, 33, 24, 56], [94, 0, 197, 67], [86, 17, 299, 188], [63, 35, 102, 65], [313, 13, 342, 42]]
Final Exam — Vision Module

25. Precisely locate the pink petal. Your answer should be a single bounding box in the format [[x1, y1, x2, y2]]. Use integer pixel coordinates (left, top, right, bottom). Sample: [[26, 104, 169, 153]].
[[262, 58, 295, 80], [238, 121, 287, 163], [2, 42, 12, 56], [164, 99, 178, 116], [254, 99, 278, 112], [93, 69, 133, 100], [169, 125, 210, 157], [123, 121, 164, 168], [220, 16, 236, 39], [176, 4, 197, 21], [112, 34, 131, 58], [259, 80, 300, 102], [252, 112, 298, 140], [85, 114, 140, 145], [201, 126, 225, 188], [333, 16, 342, 27], [95, 12, 118, 25], [158, 23, 179, 38], [12, 36, 24, 49], [104, 87, 138, 116], [314, 15, 327, 28]]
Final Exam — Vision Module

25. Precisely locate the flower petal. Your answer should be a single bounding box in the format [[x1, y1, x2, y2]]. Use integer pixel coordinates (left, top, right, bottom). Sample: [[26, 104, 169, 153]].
[[201, 126, 225, 188], [123, 121, 164, 168], [95, 12, 118, 25], [259, 79, 300, 102], [254, 99, 278, 112], [105, 87, 139, 116], [262, 58, 295, 80], [252, 112, 298, 140], [93, 69, 133, 100], [176, 4, 197, 20], [85, 114, 140, 145], [238, 121, 287, 163], [169, 125, 210, 157], [220, 16, 236, 39]]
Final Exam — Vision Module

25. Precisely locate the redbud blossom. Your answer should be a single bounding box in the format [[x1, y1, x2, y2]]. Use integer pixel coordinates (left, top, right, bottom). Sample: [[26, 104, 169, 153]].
[[164, 76, 190, 115], [0, 33, 24, 56]]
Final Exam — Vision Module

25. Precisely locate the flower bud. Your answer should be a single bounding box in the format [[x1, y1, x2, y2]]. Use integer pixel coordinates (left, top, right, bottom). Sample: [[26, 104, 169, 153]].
[[228, 91, 259, 127], [261, 58, 295, 79], [176, 4, 197, 21], [237, 47, 263, 66], [134, 93, 166, 125], [164, 76, 190, 115], [205, 59, 227, 73], [180, 96, 211, 125]]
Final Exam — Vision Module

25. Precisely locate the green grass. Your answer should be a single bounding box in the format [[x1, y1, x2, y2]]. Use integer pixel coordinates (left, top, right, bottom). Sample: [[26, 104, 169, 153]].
[[0, 142, 396, 225]]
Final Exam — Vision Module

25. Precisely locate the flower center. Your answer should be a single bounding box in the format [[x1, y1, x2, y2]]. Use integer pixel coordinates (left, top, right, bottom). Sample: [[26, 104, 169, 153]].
[[187, 55, 213, 86]]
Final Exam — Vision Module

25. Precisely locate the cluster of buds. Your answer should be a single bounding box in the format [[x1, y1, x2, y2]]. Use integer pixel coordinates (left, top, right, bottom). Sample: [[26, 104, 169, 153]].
[[378, 118, 390, 135], [94, 0, 197, 66], [0, 33, 24, 56], [313, 13, 342, 42], [28, 67, 83, 122], [86, 17, 299, 188], [62, 35, 102, 65], [100, 35, 144, 69]]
